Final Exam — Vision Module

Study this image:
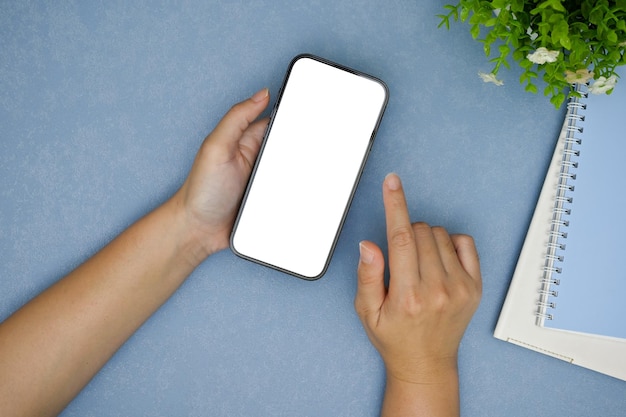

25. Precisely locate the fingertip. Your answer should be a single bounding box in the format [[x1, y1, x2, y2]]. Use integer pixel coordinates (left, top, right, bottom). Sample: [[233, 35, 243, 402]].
[[357, 241, 384, 280], [212, 90, 270, 145], [382, 173, 409, 216], [359, 241, 376, 265], [355, 241, 386, 317], [250, 87, 270, 103], [384, 172, 402, 191], [451, 234, 477, 256], [451, 234, 482, 283]]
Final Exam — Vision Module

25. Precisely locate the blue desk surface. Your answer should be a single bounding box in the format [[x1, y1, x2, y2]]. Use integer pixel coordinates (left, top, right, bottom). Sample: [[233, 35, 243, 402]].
[[1, 2, 624, 416]]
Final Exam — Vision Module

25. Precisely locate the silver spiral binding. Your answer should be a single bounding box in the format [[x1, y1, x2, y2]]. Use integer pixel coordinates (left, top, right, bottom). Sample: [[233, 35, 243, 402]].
[[547, 242, 565, 251], [535, 83, 587, 324], [550, 218, 569, 228], [558, 173, 576, 183]]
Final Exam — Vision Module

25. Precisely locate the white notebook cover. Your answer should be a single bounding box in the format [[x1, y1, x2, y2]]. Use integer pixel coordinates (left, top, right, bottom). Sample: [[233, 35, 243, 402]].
[[494, 106, 626, 381]]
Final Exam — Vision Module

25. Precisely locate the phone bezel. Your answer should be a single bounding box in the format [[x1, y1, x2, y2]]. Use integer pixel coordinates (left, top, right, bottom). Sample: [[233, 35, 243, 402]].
[[230, 53, 389, 280]]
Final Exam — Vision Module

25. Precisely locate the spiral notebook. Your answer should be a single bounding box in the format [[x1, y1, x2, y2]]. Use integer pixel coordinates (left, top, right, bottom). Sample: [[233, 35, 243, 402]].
[[495, 66, 626, 381], [537, 74, 626, 339]]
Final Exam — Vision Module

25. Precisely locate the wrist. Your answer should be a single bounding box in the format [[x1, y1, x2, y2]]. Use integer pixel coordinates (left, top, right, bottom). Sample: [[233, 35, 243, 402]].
[[385, 354, 459, 386], [382, 356, 460, 417], [163, 191, 214, 268]]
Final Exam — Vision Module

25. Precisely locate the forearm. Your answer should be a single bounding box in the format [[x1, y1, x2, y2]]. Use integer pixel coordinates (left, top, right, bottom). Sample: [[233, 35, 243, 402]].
[[0, 191, 207, 417], [381, 359, 460, 417]]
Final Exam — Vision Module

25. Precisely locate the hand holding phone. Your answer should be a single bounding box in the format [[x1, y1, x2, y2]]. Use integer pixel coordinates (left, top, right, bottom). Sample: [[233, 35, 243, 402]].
[[231, 54, 388, 279]]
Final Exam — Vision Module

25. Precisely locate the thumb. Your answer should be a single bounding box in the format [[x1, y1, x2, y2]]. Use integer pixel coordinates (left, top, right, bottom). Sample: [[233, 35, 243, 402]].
[[355, 241, 386, 323], [210, 88, 270, 148]]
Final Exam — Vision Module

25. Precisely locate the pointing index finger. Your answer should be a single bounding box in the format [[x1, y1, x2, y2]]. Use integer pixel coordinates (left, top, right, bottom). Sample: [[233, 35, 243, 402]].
[[383, 173, 420, 292]]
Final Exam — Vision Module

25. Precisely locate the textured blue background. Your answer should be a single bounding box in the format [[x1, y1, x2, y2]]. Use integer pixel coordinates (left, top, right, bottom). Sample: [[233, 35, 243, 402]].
[[1, 1, 624, 416]]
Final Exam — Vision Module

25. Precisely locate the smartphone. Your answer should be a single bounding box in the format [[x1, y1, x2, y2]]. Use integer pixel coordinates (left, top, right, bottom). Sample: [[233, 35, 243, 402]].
[[230, 54, 388, 280]]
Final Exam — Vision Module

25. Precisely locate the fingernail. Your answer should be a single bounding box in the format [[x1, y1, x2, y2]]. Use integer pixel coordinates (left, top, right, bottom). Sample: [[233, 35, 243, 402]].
[[359, 241, 374, 264], [385, 173, 401, 191], [251, 88, 269, 103]]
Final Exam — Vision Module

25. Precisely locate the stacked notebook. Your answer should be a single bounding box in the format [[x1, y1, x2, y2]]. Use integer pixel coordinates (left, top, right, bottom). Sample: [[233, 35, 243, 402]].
[[494, 67, 626, 381]]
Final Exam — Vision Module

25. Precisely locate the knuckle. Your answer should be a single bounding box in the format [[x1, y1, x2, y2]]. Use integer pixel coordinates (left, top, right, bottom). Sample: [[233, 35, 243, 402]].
[[411, 222, 433, 239], [353, 297, 367, 316], [453, 283, 472, 303], [389, 225, 415, 249], [357, 267, 378, 287], [452, 233, 477, 252], [430, 286, 452, 312], [353, 296, 377, 320], [435, 227, 457, 251], [229, 100, 245, 115], [398, 291, 424, 316], [431, 225, 449, 236], [432, 226, 452, 246], [459, 233, 476, 246], [451, 280, 481, 310], [412, 221, 431, 232], [227, 102, 253, 128]]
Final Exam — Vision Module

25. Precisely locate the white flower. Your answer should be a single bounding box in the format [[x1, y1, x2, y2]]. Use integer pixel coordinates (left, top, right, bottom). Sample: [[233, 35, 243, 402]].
[[526, 27, 538, 41], [478, 72, 504, 86], [527, 47, 560, 64], [589, 75, 618, 94], [565, 69, 594, 84]]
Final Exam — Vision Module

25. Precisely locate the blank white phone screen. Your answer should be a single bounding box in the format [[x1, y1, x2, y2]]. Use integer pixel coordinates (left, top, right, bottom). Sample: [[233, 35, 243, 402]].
[[231, 55, 388, 279]]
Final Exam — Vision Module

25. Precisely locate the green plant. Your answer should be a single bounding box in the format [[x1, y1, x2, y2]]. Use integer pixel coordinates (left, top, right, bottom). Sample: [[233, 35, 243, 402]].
[[438, 0, 626, 108]]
